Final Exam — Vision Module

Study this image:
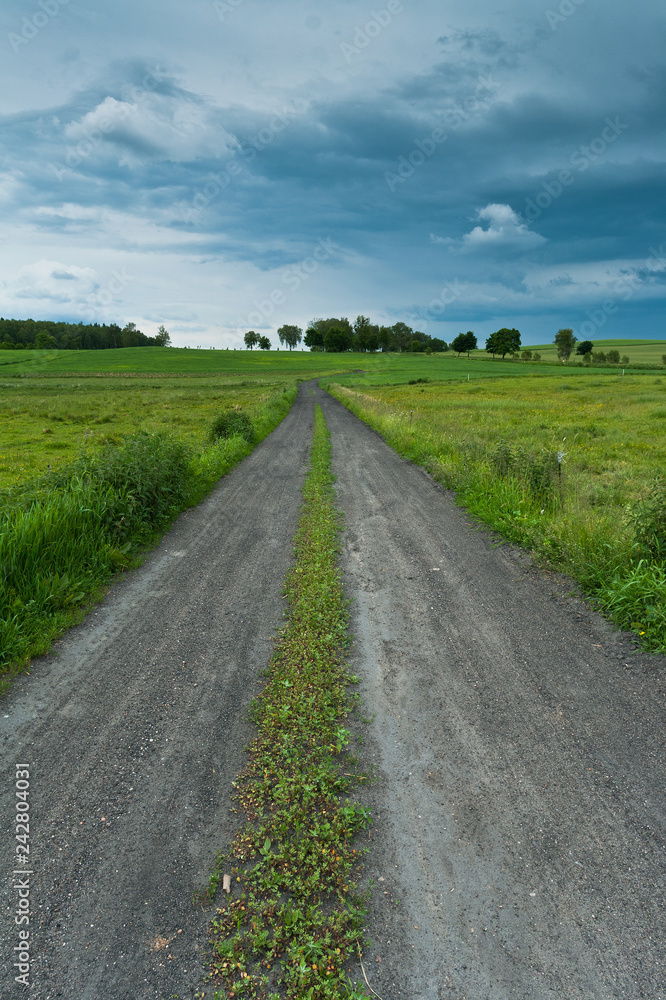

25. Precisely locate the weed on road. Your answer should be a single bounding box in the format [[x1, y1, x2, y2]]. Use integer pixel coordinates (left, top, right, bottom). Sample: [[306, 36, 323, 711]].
[[205, 405, 371, 999]]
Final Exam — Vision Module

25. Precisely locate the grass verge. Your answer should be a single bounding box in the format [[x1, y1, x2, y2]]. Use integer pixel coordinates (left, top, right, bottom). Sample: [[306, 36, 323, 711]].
[[0, 386, 297, 688], [205, 404, 371, 1000], [323, 381, 666, 652]]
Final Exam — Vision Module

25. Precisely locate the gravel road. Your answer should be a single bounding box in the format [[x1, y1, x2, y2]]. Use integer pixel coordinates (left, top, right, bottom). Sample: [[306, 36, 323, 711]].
[[0, 387, 315, 1000], [314, 384, 665, 1000], [1, 381, 664, 1000]]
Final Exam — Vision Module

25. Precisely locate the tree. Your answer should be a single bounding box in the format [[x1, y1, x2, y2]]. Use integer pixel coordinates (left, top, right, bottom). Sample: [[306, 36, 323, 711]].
[[607, 349, 620, 364], [243, 330, 259, 350], [258, 335, 271, 350], [304, 326, 325, 350], [451, 333, 468, 356], [277, 324, 302, 351], [554, 328, 576, 362], [430, 337, 447, 352], [391, 321, 414, 352], [353, 316, 379, 352], [411, 340, 424, 352], [576, 340, 593, 356], [452, 331, 477, 357], [35, 330, 58, 349], [155, 325, 172, 347], [378, 326, 392, 352], [489, 328, 520, 358], [324, 326, 353, 353]]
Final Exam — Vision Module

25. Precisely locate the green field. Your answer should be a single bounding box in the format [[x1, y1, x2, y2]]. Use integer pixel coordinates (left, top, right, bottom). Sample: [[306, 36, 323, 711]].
[[323, 373, 666, 650], [2, 345, 665, 672], [523, 338, 666, 365], [4, 348, 646, 488], [0, 373, 295, 488]]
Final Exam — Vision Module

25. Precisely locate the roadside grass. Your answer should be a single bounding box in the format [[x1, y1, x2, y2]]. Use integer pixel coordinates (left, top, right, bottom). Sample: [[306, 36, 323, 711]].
[[205, 405, 371, 1000], [324, 376, 666, 651], [0, 385, 297, 686]]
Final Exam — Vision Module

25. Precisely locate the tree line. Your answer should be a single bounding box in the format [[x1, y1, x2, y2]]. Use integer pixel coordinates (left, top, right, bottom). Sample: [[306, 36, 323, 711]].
[[244, 317, 450, 353], [0, 319, 171, 351]]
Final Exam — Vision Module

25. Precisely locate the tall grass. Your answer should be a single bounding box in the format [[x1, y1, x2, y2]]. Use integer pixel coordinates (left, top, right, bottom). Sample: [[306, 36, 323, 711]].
[[0, 386, 297, 683], [325, 381, 666, 651]]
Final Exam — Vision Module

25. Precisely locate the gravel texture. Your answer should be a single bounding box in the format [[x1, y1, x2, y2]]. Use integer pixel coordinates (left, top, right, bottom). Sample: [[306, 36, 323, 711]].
[[315, 383, 665, 1000], [0, 386, 314, 1000], [1, 380, 664, 1000]]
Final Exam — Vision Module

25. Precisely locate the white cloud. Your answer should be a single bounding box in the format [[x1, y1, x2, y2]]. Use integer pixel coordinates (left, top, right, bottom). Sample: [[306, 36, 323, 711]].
[[64, 94, 238, 164], [11, 259, 99, 303], [461, 203, 547, 251]]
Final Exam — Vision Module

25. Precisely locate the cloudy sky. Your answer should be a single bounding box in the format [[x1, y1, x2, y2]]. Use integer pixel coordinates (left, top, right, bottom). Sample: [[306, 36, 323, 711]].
[[1, 0, 664, 347]]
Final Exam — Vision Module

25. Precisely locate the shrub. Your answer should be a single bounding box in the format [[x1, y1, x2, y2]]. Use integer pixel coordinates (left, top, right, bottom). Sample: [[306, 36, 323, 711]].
[[532, 352, 541, 361], [629, 478, 666, 562], [607, 349, 620, 363], [210, 410, 254, 443], [487, 440, 558, 504], [521, 350, 532, 360]]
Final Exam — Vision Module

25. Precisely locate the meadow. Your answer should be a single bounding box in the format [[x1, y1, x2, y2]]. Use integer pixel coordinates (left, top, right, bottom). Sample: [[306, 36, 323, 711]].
[[323, 373, 666, 651], [0, 374, 294, 488], [2, 345, 665, 677], [0, 371, 298, 681]]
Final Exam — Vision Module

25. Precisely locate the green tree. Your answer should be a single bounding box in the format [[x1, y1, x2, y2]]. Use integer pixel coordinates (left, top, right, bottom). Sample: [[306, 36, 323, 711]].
[[304, 325, 325, 350], [451, 333, 468, 356], [391, 321, 414, 352], [554, 328, 576, 362], [277, 324, 302, 350], [378, 326, 392, 352], [323, 326, 352, 353], [576, 340, 593, 356], [35, 330, 58, 349], [490, 328, 520, 358], [452, 331, 477, 356], [258, 335, 271, 350], [244, 330, 259, 350], [430, 337, 447, 352], [155, 325, 172, 347], [607, 349, 620, 363]]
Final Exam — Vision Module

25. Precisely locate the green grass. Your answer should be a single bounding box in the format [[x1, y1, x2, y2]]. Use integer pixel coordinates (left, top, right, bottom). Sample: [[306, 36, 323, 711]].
[[0, 386, 298, 685], [205, 406, 370, 1000], [324, 376, 666, 651], [0, 374, 296, 489], [525, 338, 666, 366]]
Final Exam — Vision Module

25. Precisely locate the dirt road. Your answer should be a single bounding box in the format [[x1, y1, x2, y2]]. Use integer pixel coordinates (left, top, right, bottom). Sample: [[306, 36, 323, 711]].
[[1, 381, 664, 1000], [314, 384, 666, 1000], [0, 389, 315, 1000]]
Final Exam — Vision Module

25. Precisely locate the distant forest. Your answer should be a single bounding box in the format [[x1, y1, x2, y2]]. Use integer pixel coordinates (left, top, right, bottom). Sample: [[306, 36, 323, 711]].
[[0, 319, 168, 351]]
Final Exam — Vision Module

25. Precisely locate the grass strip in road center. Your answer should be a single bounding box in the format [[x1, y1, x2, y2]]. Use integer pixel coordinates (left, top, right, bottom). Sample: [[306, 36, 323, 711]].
[[206, 404, 371, 1000]]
